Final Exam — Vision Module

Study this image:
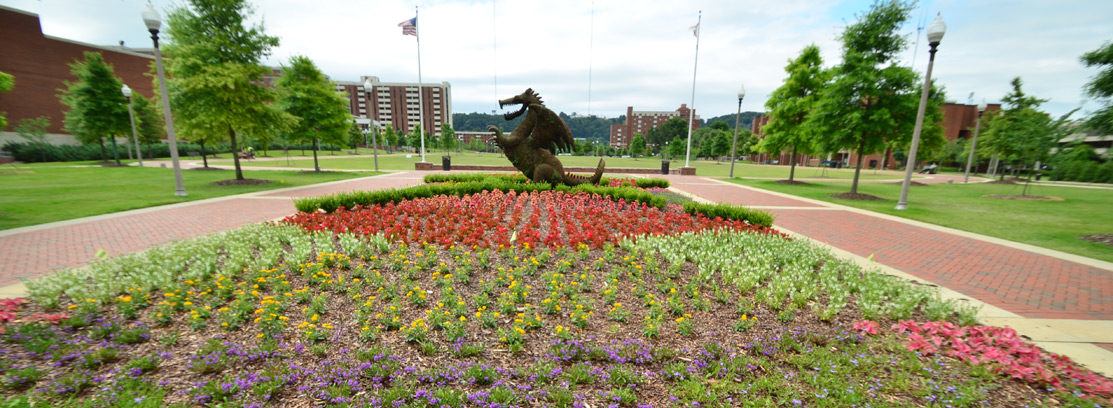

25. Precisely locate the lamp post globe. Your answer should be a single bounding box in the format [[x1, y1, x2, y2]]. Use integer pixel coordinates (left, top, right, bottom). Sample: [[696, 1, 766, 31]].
[[143, 1, 187, 196], [896, 13, 945, 210], [729, 84, 746, 179]]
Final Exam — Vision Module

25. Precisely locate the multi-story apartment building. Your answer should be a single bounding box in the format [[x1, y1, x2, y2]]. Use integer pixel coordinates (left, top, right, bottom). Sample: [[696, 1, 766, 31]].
[[609, 104, 700, 149], [335, 76, 451, 137]]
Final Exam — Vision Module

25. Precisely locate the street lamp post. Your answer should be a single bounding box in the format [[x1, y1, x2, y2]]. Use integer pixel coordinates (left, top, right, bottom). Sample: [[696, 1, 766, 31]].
[[143, 2, 186, 197], [963, 99, 988, 183], [122, 84, 143, 167], [363, 80, 380, 172], [729, 84, 746, 179], [896, 13, 946, 211]]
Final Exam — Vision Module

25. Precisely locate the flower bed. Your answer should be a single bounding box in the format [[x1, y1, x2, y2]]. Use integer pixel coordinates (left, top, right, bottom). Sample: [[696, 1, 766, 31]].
[[4, 187, 1111, 407], [283, 190, 780, 249]]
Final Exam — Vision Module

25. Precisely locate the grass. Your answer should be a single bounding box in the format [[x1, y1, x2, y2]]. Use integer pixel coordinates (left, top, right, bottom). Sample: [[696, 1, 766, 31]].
[[730, 177, 1113, 263], [0, 162, 377, 230], [214, 149, 909, 180]]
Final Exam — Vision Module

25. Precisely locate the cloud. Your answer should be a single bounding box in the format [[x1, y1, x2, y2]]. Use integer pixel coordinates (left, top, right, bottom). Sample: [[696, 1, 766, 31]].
[[3, 0, 1110, 119]]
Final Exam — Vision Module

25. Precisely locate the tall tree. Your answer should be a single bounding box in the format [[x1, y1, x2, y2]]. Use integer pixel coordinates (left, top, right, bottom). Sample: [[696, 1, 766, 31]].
[[384, 126, 399, 153], [645, 118, 689, 148], [441, 123, 457, 156], [759, 44, 828, 182], [808, 0, 944, 195], [407, 125, 424, 153], [0, 70, 12, 130], [1081, 41, 1113, 136], [981, 77, 1075, 193], [276, 55, 351, 172], [58, 52, 129, 164], [163, 0, 294, 180]]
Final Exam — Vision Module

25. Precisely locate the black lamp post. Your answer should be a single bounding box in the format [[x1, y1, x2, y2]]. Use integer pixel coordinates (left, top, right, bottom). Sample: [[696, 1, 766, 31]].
[[897, 13, 946, 210], [122, 84, 143, 167], [143, 1, 186, 196], [963, 99, 987, 183], [729, 84, 746, 179]]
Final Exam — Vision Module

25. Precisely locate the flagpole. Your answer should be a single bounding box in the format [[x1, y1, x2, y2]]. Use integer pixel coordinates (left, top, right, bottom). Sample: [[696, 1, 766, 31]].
[[415, 5, 427, 163], [684, 11, 701, 168]]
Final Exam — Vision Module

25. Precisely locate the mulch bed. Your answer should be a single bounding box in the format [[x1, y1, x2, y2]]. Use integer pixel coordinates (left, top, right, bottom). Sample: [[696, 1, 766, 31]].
[[889, 181, 929, 186], [1081, 234, 1113, 247], [189, 167, 225, 171], [985, 180, 1017, 185], [209, 179, 273, 186], [297, 170, 341, 174], [775, 180, 809, 185], [830, 192, 886, 201], [982, 194, 1064, 201]]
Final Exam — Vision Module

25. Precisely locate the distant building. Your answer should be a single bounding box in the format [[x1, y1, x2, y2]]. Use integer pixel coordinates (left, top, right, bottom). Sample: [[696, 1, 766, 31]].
[[335, 76, 451, 137], [609, 104, 700, 149], [0, 5, 156, 145], [456, 131, 496, 145]]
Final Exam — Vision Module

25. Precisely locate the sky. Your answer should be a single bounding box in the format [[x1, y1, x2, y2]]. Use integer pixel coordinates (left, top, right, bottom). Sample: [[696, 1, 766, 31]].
[[3, 0, 1110, 121]]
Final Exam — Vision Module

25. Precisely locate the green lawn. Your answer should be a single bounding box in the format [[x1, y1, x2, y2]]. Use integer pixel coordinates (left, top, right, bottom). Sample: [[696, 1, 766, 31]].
[[730, 178, 1113, 263], [0, 163, 377, 230], [217, 150, 908, 180]]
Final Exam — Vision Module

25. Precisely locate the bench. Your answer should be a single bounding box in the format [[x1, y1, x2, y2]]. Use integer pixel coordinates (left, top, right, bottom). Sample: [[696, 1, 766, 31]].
[[186, 152, 201, 158]]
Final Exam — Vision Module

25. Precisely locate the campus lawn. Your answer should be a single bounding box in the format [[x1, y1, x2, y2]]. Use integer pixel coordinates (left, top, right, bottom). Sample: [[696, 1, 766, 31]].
[[730, 178, 1113, 263], [218, 149, 908, 180], [0, 163, 377, 230]]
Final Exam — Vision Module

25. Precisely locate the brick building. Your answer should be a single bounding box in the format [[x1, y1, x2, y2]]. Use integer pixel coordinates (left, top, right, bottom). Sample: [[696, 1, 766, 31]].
[[335, 76, 452, 137], [609, 104, 700, 149], [0, 5, 156, 145], [750, 102, 1002, 169]]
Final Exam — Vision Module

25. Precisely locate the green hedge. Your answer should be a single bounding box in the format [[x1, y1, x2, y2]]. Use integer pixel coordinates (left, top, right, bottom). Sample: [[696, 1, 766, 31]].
[[2, 141, 344, 164], [1050, 160, 1113, 184], [296, 174, 772, 227]]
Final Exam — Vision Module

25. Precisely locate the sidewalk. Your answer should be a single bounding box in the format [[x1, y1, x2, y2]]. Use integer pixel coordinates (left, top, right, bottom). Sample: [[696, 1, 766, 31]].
[[0, 172, 425, 287], [663, 174, 1113, 376]]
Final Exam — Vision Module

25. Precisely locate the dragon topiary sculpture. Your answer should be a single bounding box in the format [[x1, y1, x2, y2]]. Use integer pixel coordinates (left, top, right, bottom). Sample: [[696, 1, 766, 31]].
[[487, 88, 605, 186]]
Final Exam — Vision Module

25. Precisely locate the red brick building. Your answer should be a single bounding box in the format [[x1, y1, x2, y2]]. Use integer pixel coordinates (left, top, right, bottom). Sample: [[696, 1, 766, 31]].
[[609, 104, 700, 149], [750, 102, 1002, 169], [0, 5, 156, 144], [336, 76, 452, 137]]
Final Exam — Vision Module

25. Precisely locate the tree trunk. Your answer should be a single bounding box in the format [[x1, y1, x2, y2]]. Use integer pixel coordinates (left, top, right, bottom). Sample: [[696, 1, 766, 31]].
[[1023, 158, 1035, 196], [145, 142, 152, 159], [850, 144, 866, 194], [200, 140, 209, 168], [312, 138, 321, 172], [229, 126, 244, 180], [98, 138, 108, 162], [788, 145, 798, 182]]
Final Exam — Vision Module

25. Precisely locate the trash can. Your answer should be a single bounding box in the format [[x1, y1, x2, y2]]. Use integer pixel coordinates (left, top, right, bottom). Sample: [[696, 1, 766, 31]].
[[1035, 173, 1042, 181], [661, 160, 670, 175], [442, 156, 451, 171]]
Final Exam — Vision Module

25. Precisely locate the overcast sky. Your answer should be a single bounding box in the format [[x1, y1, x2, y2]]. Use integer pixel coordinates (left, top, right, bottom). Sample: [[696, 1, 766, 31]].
[[4, 0, 1110, 120]]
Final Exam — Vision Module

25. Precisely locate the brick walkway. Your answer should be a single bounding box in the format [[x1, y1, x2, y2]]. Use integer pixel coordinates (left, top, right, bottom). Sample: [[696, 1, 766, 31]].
[[0, 172, 424, 287], [664, 175, 1113, 321]]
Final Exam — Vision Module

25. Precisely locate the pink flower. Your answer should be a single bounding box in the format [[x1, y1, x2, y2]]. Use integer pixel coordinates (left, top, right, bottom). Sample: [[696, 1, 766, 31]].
[[852, 320, 880, 335]]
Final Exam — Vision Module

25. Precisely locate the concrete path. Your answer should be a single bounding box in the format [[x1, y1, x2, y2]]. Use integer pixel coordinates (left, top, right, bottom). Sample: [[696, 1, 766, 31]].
[[663, 174, 1113, 376]]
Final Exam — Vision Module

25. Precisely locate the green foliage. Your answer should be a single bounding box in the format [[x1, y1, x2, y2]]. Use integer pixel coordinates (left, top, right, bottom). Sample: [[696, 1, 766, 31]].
[[14, 117, 51, 162], [646, 118, 690, 149], [276, 55, 352, 171], [58, 51, 130, 162], [981, 77, 1075, 189], [441, 123, 456, 155], [759, 44, 828, 180], [1080, 41, 1113, 135], [0, 70, 11, 130], [163, 0, 295, 180], [630, 134, 646, 158], [808, 0, 945, 193]]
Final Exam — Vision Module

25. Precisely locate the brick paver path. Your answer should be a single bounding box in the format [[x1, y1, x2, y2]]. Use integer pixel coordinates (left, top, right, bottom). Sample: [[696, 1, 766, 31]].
[[0, 172, 423, 287], [665, 175, 1113, 321]]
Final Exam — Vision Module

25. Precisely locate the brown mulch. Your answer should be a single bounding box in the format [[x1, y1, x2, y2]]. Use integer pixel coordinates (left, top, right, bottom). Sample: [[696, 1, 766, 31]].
[[889, 181, 929, 186], [189, 167, 225, 171], [775, 180, 809, 185], [830, 192, 886, 201], [209, 178, 273, 186], [986, 179, 1017, 185], [297, 170, 341, 174], [1081, 234, 1113, 247], [982, 194, 1064, 201]]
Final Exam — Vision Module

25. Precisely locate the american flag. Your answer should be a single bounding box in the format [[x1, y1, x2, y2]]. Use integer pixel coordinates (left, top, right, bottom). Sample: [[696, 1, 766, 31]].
[[398, 17, 417, 36]]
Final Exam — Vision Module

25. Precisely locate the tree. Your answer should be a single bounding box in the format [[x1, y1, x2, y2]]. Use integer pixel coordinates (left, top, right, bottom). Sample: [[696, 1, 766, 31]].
[[407, 125, 424, 153], [440, 123, 457, 156], [132, 94, 163, 158], [929, 137, 965, 168], [758, 44, 828, 182], [630, 134, 646, 160], [348, 122, 364, 149], [163, 0, 294, 181], [667, 136, 686, 159], [384, 126, 400, 153], [1081, 41, 1113, 136], [15, 116, 51, 162], [58, 52, 129, 164], [0, 70, 12, 130], [981, 77, 1075, 194], [275, 55, 351, 172], [468, 138, 485, 152], [808, 0, 945, 195], [645, 117, 689, 148]]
